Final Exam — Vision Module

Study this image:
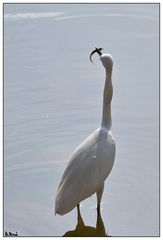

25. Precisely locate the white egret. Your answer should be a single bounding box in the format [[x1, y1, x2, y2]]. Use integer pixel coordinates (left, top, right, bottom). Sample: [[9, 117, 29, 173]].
[[55, 48, 116, 215]]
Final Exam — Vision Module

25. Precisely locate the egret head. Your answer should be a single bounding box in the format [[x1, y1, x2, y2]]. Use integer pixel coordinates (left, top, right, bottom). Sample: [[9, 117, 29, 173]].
[[100, 54, 113, 72], [89, 48, 113, 72]]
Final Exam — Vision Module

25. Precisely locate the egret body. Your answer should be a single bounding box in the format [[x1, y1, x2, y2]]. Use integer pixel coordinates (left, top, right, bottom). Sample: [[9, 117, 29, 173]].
[[55, 49, 116, 215]]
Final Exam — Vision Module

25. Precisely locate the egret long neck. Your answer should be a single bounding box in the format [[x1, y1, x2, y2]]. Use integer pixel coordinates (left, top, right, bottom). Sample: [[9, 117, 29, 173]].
[[101, 71, 113, 130]]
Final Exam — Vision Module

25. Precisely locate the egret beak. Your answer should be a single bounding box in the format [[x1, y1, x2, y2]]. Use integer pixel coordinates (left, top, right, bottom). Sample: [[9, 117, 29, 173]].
[[89, 47, 103, 63]]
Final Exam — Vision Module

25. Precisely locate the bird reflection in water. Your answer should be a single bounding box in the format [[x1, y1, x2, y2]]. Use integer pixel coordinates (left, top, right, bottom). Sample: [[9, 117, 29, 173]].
[[63, 205, 110, 237]]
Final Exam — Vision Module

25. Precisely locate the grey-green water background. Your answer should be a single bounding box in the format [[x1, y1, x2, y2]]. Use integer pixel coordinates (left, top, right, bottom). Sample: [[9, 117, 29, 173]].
[[4, 3, 159, 236]]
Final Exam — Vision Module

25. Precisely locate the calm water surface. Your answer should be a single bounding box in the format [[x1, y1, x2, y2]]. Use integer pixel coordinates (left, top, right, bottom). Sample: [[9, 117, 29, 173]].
[[4, 3, 159, 236]]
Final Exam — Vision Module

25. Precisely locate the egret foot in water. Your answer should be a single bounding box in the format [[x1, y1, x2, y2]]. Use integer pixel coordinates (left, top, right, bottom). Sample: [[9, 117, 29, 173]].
[[63, 203, 108, 236]]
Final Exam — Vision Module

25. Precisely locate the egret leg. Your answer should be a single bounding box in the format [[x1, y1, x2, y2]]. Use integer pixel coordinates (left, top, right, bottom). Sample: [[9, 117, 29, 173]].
[[96, 182, 104, 212], [77, 203, 80, 215], [76, 203, 84, 227]]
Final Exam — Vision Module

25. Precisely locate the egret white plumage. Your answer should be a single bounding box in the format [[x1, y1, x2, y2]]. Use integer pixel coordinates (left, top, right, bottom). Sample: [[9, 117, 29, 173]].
[[55, 48, 116, 215]]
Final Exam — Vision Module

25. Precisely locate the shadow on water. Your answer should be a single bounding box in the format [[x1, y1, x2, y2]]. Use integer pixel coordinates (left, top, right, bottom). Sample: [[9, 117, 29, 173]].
[[63, 206, 110, 237]]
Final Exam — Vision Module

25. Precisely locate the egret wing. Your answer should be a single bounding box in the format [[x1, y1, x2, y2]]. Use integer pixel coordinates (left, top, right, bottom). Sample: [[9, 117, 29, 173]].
[[55, 128, 115, 215]]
